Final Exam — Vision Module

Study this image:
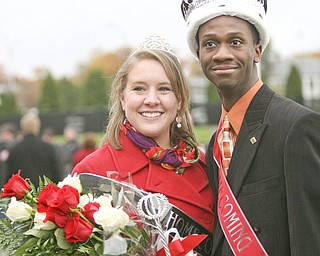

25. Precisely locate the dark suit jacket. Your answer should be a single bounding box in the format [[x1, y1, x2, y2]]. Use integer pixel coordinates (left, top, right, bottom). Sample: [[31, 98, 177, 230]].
[[207, 85, 320, 256], [6, 134, 62, 186]]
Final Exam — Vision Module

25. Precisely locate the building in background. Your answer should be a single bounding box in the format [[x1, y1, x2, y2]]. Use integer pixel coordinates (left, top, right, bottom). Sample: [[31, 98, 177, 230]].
[[268, 53, 320, 111]]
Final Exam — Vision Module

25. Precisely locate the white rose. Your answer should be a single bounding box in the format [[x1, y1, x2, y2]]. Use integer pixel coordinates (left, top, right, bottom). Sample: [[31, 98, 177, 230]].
[[33, 211, 56, 230], [78, 193, 94, 209], [6, 197, 33, 222], [94, 194, 112, 207], [93, 206, 129, 233], [78, 193, 112, 210], [58, 174, 82, 193]]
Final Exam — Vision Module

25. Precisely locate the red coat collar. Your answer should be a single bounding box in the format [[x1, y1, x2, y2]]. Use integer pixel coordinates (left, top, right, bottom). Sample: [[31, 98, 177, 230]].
[[106, 134, 211, 212]]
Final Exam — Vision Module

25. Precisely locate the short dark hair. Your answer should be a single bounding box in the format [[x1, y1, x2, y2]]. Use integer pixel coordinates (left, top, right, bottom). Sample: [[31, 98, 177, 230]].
[[249, 22, 260, 44]]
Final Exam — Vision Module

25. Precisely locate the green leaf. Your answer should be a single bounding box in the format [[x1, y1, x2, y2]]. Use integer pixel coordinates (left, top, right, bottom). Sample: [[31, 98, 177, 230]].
[[43, 175, 54, 185], [54, 228, 71, 249], [12, 237, 38, 255], [139, 228, 151, 247], [24, 228, 51, 239], [94, 242, 104, 255], [0, 218, 31, 254]]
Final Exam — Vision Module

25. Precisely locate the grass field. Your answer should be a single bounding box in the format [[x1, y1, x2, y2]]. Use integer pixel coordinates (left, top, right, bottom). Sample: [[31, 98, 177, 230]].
[[54, 125, 217, 146], [194, 125, 216, 144]]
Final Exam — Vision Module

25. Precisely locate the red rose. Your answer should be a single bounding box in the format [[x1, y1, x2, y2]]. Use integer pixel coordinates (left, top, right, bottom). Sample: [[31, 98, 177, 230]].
[[50, 185, 79, 214], [45, 207, 69, 227], [65, 212, 93, 243], [83, 202, 100, 224], [1, 170, 30, 200], [37, 183, 60, 212], [128, 212, 143, 229], [38, 184, 79, 227]]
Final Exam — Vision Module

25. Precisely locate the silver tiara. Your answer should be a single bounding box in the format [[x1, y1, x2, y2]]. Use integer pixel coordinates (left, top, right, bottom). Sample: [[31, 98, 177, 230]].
[[134, 34, 180, 62], [138, 34, 173, 55]]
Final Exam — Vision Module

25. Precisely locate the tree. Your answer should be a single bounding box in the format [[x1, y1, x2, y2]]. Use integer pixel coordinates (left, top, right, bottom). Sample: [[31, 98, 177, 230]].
[[285, 64, 304, 105], [206, 81, 221, 124], [0, 93, 19, 116], [74, 48, 130, 84], [57, 78, 81, 111], [206, 81, 220, 103], [260, 41, 274, 85], [38, 73, 60, 112], [81, 69, 110, 108]]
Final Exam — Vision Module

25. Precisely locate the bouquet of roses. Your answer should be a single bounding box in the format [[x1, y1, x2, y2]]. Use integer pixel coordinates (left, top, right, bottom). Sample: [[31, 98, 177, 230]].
[[0, 170, 152, 256]]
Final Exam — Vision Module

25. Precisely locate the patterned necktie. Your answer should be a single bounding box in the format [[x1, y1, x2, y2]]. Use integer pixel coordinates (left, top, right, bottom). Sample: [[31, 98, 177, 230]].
[[218, 115, 234, 174]]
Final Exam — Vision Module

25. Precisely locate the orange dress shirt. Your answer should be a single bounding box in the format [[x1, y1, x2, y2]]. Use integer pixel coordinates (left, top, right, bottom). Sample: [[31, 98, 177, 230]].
[[221, 80, 263, 139]]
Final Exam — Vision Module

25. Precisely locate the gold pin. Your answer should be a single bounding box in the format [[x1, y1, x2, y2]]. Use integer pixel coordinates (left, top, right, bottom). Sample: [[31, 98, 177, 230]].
[[250, 137, 257, 144]]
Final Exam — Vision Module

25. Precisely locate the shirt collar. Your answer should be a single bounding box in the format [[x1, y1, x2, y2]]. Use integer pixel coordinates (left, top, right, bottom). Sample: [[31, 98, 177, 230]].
[[221, 80, 263, 135]]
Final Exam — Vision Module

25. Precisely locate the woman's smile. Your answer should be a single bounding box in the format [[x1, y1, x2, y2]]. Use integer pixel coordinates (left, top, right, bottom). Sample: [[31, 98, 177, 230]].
[[140, 111, 163, 118]]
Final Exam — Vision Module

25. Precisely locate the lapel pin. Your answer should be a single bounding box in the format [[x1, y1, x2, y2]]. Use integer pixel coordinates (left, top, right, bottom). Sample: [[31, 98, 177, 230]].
[[250, 137, 257, 144]]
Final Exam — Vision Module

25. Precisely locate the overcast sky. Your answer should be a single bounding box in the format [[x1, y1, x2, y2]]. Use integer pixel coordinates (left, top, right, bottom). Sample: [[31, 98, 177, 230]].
[[0, 0, 319, 79]]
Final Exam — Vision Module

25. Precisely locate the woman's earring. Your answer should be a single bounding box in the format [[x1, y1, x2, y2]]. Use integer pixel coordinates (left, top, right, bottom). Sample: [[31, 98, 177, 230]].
[[176, 116, 182, 129]]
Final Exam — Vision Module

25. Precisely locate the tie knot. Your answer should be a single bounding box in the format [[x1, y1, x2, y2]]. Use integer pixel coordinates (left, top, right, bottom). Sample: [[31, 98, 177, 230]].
[[223, 115, 231, 131]]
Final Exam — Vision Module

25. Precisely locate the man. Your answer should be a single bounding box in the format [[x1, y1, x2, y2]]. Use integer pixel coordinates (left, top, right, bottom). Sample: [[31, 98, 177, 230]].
[[6, 113, 62, 186], [61, 126, 80, 177], [0, 123, 18, 187], [181, 0, 320, 255]]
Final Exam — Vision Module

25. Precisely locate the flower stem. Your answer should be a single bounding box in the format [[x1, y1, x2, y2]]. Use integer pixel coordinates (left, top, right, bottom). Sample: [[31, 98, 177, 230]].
[[69, 208, 104, 243], [91, 233, 104, 243], [75, 209, 92, 225], [25, 191, 37, 203]]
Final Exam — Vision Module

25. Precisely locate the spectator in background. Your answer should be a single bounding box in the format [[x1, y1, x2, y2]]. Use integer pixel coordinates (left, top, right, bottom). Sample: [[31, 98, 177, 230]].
[[72, 132, 98, 167], [41, 126, 56, 144], [41, 126, 64, 180], [6, 113, 61, 186], [0, 123, 18, 187], [0, 123, 18, 203], [61, 126, 80, 176]]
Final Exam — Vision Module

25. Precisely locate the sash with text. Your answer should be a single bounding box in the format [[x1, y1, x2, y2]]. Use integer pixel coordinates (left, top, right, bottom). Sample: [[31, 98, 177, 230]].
[[213, 118, 268, 256]]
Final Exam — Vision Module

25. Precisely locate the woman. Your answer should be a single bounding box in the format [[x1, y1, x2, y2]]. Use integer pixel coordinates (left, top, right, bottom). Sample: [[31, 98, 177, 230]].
[[72, 37, 214, 232], [72, 132, 98, 167]]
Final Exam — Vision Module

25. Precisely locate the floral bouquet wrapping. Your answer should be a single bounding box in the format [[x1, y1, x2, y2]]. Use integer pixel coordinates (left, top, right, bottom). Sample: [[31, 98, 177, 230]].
[[0, 170, 153, 256], [78, 173, 211, 256], [0, 171, 210, 256]]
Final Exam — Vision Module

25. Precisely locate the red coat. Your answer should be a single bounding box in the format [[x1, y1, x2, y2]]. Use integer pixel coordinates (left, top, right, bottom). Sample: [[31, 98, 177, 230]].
[[72, 148, 97, 167], [72, 133, 214, 232]]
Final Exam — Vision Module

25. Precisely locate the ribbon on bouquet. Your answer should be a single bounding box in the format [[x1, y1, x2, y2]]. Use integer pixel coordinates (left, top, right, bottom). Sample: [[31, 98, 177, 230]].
[[156, 228, 208, 256]]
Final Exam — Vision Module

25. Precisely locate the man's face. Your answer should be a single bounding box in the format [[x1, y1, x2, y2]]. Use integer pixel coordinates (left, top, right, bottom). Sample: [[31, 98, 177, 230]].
[[197, 16, 262, 96]]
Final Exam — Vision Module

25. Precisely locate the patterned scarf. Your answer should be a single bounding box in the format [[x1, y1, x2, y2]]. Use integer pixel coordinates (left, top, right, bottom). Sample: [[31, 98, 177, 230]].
[[120, 119, 200, 175]]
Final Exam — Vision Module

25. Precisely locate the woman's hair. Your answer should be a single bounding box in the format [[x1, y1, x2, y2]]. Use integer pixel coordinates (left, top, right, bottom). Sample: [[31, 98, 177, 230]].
[[104, 48, 197, 149], [81, 132, 97, 149]]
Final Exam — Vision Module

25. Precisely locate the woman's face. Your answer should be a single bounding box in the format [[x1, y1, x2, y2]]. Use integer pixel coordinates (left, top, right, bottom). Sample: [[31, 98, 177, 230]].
[[120, 59, 180, 148]]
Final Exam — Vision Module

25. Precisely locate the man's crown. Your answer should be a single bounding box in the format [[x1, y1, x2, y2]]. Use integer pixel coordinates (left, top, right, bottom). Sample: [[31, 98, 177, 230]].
[[181, 0, 267, 22]]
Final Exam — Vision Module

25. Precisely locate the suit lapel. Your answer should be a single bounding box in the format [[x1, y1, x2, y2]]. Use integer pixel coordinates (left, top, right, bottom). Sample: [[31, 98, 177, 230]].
[[206, 133, 218, 194], [227, 123, 266, 196], [211, 85, 275, 253], [227, 84, 274, 196]]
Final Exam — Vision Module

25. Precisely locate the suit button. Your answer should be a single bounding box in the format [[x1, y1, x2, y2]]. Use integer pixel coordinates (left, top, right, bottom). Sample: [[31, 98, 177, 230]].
[[202, 213, 213, 224], [253, 225, 260, 233]]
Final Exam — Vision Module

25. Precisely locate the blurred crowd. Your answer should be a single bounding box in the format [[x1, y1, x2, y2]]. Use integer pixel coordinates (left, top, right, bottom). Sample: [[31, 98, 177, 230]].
[[0, 113, 98, 189]]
